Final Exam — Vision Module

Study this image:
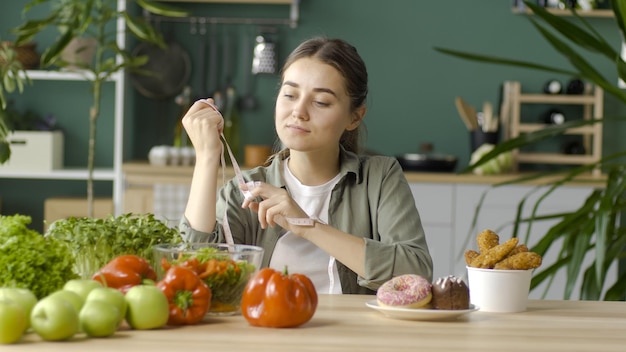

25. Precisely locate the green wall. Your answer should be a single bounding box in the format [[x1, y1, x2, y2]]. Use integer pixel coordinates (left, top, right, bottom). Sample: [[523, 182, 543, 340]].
[[2, 0, 626, 232]]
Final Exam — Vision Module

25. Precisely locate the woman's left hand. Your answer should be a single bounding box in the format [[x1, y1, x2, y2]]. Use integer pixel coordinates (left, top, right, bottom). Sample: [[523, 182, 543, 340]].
[[241, 182, 309, 232]]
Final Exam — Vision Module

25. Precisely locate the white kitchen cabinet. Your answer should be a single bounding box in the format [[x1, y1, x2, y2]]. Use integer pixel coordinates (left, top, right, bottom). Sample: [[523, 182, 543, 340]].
[[409, 183, 454, 280], [0, 0, 128, 214]]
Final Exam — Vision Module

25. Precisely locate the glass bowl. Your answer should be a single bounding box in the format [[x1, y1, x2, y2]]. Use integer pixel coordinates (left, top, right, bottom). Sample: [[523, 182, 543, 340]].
[[153, 243, 264, 316]]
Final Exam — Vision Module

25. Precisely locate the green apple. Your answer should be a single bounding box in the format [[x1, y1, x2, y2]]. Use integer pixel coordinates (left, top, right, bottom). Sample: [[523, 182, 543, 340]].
[[63, 279, 103, 302], [30, 295, 79, 341], [0, 287, 37, 330], [79, 300, 120, 338], [86, 287, 127, 324], [0, 300, 27, 344], [125, 285, 169, 330], [48, 289, 85, 313]]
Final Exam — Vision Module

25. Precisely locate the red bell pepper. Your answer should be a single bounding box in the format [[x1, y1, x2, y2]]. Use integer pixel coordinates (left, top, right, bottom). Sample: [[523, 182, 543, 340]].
[[156, 265, 212, 325], [92, 255, 157, 293], [241, 266, 318, 328]]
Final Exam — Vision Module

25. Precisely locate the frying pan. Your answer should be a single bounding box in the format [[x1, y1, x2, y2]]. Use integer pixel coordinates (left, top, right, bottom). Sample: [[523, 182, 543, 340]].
[[130, 38, 192, 100], [396, 153, 458, 173]]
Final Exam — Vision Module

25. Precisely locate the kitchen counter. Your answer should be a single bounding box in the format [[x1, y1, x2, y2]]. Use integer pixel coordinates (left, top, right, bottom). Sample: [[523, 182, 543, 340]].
[[17, 294, 626, 351], [123, 161, 607, 187], [121, 161, 610, 295]]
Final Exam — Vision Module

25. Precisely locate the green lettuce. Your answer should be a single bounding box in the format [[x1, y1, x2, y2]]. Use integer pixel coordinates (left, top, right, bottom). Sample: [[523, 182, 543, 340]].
[[0, 214, 78, 299]]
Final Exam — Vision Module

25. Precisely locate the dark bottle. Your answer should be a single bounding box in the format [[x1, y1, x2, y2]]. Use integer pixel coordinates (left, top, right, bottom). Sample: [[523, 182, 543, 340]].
[[562, 141, 586, 155], [543, 79, 562, 94], [543, 109, 566, 125], [566, 78, 585, 95]]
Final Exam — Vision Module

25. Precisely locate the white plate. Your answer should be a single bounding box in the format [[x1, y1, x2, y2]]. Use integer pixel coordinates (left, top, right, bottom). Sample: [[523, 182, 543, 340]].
[[365, 300, 479, 321]]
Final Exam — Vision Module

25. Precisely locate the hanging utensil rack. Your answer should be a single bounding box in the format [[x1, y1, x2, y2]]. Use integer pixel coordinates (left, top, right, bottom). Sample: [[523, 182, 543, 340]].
[[146, 0, 300, 28]]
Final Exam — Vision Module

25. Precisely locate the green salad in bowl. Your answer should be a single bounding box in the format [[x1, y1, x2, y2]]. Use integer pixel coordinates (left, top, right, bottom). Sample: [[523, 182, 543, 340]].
[[153, 243, 264, 315]]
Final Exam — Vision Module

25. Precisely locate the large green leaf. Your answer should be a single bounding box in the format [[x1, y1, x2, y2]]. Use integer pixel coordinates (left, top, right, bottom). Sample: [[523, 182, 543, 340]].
[[40, 29, 75, 67], [0, 141, 10, 164], [123, 13, 164, 46], [433, 47, 577, 77], [604, 269, 626, 300], [611, 0, 626, 41], [525, 1, 617, 59], [0, 115, 10, 164], [136, 0, 190, 17]]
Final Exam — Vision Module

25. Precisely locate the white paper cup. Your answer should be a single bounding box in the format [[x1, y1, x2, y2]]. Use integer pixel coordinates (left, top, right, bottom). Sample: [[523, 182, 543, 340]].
[[466, 266, 533, 313]]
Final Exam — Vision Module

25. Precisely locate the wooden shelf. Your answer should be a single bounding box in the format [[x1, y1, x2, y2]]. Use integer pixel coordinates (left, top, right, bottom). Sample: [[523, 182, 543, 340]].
[[517, 123, 596, 134], [152, 0, 299, 27], [0, 168, 116, 180], [516, 93, 598, 105], [157, 0, 293, 3], [502, 81, 604, 176], [516, 153, 597, 164], [512, 8, 614, 18], [21, 70, 121, 81]]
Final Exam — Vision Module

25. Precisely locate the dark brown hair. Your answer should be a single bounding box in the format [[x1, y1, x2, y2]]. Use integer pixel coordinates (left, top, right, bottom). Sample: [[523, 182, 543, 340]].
[[270, 37, 369, 161]]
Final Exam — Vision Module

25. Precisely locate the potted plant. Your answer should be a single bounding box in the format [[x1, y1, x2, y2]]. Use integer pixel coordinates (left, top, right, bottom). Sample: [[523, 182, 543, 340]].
[[6, 0, 189, 216], [435, 0, 626, 300]]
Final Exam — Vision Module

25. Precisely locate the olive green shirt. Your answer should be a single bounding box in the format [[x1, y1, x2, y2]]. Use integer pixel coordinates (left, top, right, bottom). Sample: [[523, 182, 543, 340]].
[[179, 148, 433, 295]]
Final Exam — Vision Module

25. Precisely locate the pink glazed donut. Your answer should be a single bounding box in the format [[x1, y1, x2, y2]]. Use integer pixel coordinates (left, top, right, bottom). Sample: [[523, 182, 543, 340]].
[[376, 274, 432, 308]]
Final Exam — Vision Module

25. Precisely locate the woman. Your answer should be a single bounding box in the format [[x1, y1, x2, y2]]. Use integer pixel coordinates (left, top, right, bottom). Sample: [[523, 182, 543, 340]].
[[179, 37, 432, 294]]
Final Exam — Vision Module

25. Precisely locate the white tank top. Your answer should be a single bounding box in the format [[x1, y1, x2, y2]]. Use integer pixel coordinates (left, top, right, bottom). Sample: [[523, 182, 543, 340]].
[[269, 160, 342, 294]]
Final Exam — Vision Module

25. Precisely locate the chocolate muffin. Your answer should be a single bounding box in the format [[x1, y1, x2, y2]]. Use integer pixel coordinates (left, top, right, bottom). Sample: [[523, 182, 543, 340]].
[[431, 275, 470, 310]]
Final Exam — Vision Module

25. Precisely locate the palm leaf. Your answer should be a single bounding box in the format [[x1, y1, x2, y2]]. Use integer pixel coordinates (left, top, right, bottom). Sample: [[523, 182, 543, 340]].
[[611, 0, 626, 41], [433, 47, 577, 76], [604, 269, 626, 300], [40, 29, 74, 67], [530, 19, 626, 103], [525, 2, 617, 58]]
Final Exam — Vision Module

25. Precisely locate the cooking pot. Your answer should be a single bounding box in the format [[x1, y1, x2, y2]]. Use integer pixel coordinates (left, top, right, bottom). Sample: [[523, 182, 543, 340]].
[[396, 153, 458, 173]]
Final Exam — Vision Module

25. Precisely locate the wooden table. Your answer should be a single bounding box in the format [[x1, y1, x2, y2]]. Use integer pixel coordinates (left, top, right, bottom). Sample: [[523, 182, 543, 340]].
[[15, 294, 626, 351]]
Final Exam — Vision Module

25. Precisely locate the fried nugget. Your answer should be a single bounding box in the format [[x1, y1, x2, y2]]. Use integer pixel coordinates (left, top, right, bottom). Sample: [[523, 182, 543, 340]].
[[470, 237, 519, 269], [464, 249, 480, 265], [504, 244, 529, 259], [494, 251, 542, 270], [477, 229, 500, 253]]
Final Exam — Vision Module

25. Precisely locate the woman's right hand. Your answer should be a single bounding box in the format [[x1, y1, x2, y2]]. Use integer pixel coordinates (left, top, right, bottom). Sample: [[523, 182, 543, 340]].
[[182, 98, 224, 162]]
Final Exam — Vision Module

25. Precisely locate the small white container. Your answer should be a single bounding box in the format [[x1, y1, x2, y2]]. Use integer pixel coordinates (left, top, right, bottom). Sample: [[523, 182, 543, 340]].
[[168, 146, 181, 166], [467, 266, 533, 313], [180, 146, 195, 166], [0, 131, 64, 171], [148, 145, 169, 166]]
